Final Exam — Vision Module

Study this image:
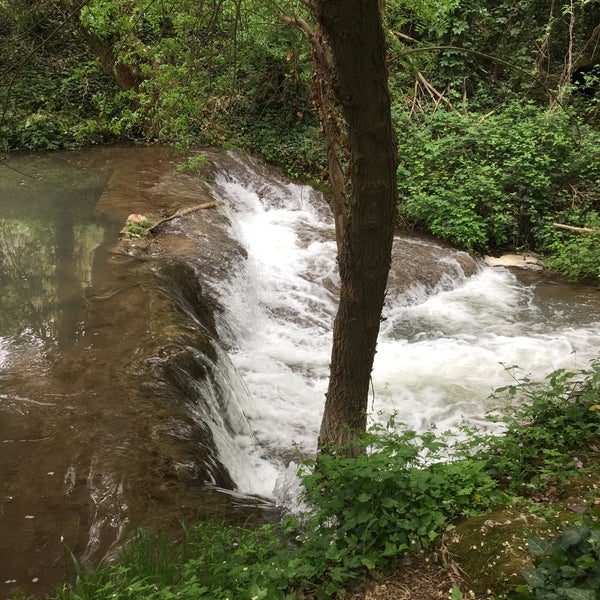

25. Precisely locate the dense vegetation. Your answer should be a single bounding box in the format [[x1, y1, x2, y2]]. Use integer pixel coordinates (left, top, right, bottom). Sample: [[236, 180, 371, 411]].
[[1, 0, 600, 282], [2, 2, 600, 597]]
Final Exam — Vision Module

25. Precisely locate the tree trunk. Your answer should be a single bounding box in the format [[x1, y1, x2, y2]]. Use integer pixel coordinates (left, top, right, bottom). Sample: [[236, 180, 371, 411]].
[[82, 30, 145, 93], [314, 0, 398, 453]]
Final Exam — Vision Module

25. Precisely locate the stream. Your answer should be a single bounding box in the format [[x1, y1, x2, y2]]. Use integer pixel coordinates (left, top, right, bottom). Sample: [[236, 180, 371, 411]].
[[1, 147, 599, 597]]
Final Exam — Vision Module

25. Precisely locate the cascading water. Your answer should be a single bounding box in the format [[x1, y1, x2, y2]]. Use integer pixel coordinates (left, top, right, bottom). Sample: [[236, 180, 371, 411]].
[[193, 153, 600, 498]]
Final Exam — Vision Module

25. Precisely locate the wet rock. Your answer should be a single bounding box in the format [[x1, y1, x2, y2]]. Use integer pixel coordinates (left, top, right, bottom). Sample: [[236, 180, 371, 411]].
[[447, 508, 545, 595], [484, 253, 541, 269], [387, 234, 481, 303]]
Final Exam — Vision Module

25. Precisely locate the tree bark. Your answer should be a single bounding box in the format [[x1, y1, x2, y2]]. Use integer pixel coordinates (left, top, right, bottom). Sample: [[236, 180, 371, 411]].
[[277, 12, 347, 247], [313, 0, 398, 453], [82, 30, 145, 93]]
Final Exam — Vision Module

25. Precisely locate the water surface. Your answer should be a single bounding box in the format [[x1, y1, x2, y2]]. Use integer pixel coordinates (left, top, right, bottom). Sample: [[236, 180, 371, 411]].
[[0, 148, 270, 599]]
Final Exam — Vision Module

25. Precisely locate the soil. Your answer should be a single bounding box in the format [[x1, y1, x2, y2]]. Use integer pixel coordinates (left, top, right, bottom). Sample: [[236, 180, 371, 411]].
[[348, 555, 464, 600]]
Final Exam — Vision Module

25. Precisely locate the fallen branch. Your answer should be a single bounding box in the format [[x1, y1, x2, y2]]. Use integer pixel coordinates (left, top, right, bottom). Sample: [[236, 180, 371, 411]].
[[148, 201, 224, 233], [416, 71, 454, 110], [553, 222, 598, 233]]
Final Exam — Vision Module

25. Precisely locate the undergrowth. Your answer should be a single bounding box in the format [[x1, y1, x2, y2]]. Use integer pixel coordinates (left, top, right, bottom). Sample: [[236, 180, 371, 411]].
[[21, 359, 600, 600]]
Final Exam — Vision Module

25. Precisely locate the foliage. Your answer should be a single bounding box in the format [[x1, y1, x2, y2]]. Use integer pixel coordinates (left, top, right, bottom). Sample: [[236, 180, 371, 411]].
[[74, 0, 323, 174], [522, 514, 600, 600], [4, 0, 600, 234], [541, 212, 600, 283], [463, 361, 600, 495], [297, 424, 502, 576], [0, 0, 120, 150], [1, 0, 323, 175], [176, 152, 211, 177], [122, 219, 152, 239], [386, 0, 600, 112], [54, 522, 297, 600], [396, 101, 600, 256]]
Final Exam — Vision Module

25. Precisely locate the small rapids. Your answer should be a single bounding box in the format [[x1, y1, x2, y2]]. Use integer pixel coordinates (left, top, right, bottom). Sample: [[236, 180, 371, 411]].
[[188, 152, 600, 497]]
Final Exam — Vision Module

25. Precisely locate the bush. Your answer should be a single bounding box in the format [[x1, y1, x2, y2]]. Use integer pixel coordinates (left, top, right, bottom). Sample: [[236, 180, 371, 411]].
[[522, 517, 600, 600], [397, 102, 599, 257], [298, 425, 502, 575]]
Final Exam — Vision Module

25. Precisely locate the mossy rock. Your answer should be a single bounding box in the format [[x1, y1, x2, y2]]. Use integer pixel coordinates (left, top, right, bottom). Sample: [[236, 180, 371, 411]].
[[447, 468, 600, 597], [447, 507, 546, 596]]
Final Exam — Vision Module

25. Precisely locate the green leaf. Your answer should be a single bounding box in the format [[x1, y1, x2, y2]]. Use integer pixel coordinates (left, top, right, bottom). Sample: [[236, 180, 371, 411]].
[[381, 496, 399, 508], [382, 541, 400, 556], [575, 553, 596, 570], [450, 586, 464, 600], [521, 567, 547, 588], [248, 583, 268, 599], [528, 537, 553, 555], [561, 588, 596, 600], [360, 556, 376, 570], [559, 527, 589, 550]]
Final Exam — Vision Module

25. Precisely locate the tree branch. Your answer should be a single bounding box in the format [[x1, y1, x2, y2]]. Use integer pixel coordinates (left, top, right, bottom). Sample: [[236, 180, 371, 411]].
[[148, 201, 224, 233], [553, 222, 598, 233]]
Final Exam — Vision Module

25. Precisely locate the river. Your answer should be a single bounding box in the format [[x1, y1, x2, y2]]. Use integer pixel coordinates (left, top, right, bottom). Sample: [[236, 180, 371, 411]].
[[1, 147, 599, 598]]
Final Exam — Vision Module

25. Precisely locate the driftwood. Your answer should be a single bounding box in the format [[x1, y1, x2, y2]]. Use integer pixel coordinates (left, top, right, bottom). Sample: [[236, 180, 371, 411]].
[[148, 201, 224, 233], [553, 222, 598, 233]]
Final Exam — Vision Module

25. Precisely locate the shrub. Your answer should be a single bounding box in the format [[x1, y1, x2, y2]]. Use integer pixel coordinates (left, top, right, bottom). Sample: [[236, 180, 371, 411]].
[[397, 102, 598, 256], [522, 517, 600, 600], [541, 212, 600, 284], [467, 360, 600, 494]]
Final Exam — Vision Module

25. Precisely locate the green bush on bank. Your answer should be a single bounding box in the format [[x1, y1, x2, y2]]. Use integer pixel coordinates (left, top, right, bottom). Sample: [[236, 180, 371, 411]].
[[396, 102, 600, 262], [521, 515, 600, 600], [28, 360, 600, 600], [4, 0, 600, 284]]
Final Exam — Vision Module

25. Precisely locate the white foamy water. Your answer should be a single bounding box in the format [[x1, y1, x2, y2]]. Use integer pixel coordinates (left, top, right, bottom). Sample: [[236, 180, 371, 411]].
[[0, 336, 7, 368], [374, 267, 599, 432], [206, 155, 600, 497]]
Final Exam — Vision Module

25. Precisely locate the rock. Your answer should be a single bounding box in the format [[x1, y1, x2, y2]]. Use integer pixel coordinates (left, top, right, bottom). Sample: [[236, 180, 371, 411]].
[[126, 213, 149, 223], [483, 253, 541, 268]]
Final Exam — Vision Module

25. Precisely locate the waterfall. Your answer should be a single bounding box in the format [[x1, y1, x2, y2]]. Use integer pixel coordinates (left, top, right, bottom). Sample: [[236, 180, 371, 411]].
[[195, 153, 600, 497], [3, 147, 600, 593]]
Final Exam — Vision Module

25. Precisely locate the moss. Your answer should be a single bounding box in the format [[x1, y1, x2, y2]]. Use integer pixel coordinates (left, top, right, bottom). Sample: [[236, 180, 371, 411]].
[[448, 508, 555, 596], [447, 463, 600, 598]]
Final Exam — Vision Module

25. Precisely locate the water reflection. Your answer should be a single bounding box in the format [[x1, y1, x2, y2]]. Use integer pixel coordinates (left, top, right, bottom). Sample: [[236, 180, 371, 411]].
[[0, 157, 109, 350], [0, 148, 275, 600]]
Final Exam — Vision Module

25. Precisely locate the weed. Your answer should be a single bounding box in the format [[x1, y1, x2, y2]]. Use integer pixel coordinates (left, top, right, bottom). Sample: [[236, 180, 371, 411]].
[[123, 220, 153, 239]]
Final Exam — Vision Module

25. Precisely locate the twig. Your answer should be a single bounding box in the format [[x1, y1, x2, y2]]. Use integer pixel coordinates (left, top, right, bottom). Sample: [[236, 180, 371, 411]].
[[148, 201, 223, 233], [553, 222, 598, 233], [416, 71, 454, 110]]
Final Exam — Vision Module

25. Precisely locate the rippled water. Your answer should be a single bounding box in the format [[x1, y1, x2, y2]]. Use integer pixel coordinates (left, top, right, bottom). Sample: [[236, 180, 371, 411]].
[[203, 154, 600, 493], [0, 148, 270, 598]]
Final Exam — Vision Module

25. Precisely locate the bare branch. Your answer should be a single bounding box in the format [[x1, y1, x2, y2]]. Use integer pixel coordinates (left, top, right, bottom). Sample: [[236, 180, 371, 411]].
[[148, 202, 224, 233], [553, 222, 598, 233], [277, 11, 332, 72]]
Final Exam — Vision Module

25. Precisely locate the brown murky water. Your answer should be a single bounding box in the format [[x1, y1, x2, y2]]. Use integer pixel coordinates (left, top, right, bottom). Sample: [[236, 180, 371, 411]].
[[0, 147, 272, 599]]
